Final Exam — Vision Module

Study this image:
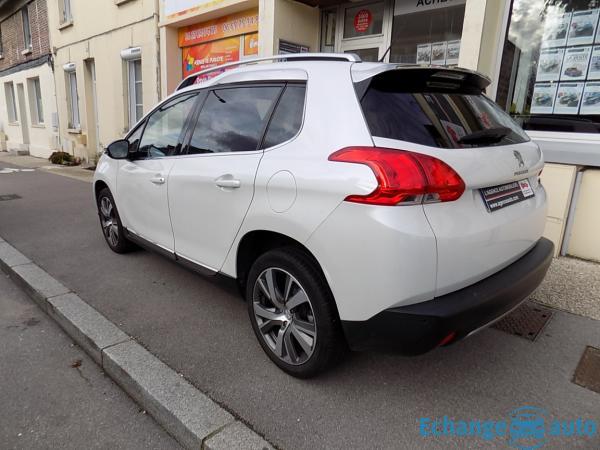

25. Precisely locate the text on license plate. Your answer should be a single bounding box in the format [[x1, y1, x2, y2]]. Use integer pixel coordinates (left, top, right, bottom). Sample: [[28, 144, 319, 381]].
[[480, 179, 534, 212]]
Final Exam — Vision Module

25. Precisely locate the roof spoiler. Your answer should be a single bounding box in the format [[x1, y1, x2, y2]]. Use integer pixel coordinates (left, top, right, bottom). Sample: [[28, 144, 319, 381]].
[[354, 65, 491, 96]]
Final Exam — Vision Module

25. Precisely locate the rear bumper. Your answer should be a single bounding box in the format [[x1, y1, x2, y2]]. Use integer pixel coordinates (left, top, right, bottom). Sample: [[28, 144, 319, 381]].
[[341, 237, 554, 353]]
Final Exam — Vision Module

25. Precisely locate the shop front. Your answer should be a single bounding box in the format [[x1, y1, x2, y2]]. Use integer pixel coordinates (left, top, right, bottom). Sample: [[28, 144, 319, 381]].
[[318, 0, 466, 65], [496, 0, 600, 261], [178, 8, 259, 81]]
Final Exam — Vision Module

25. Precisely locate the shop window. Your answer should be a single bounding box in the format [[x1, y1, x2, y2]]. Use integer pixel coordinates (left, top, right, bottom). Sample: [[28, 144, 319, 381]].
[[28, 77, 44, 125], [343, 2, 384, 39], [22, 7, 32, 50], [4, 82, 18, 123], [128, 59, 143, 126], [497, 0, 600, 134], [389, 1, 465, 65]]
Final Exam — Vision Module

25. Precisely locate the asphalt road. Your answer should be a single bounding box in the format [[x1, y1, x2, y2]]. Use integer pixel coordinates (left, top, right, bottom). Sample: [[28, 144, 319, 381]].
[[0, 163, 599, 449], [0, 266, 179, 449]]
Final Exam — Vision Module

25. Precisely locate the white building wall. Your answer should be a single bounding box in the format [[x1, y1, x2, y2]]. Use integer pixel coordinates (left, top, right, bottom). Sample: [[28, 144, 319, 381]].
[[0, 62, 59, 158]]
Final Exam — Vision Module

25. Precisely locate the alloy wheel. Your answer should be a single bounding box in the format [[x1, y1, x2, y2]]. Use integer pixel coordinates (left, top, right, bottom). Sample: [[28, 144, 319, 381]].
[[99, 196, 119, 247], [252, 268, 317, 365]]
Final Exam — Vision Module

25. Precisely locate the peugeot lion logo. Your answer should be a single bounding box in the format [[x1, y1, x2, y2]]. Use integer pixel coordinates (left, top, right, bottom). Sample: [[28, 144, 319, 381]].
[[513, 150, 525, 168]]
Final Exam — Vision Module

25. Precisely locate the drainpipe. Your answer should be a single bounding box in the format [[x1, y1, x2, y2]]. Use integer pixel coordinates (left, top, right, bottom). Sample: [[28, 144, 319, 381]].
[[154, 0, 161, 101]]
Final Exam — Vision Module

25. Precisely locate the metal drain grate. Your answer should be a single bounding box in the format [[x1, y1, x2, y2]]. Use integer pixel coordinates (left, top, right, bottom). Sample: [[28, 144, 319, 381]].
[[492, 301, 553, 341], [0, 194, 21, 202], [573, 346, 600, 394]]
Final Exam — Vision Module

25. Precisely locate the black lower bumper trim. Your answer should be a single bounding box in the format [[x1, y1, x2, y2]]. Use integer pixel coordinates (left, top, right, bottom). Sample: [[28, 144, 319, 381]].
[[342, 237, 554, 353]]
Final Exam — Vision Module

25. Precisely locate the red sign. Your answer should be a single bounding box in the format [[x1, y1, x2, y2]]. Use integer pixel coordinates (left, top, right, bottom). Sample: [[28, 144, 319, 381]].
[[354, 9, 372, 33]]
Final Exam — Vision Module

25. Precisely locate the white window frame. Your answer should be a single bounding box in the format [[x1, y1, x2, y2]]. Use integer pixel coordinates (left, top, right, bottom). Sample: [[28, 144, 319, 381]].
[[5, 82, 18, 123], [22, 7, 32, 50], [28, 77, 44, 125], [127, 58, 143, 128], [66, 70, 80, 129], [60, 0, 72, 24]]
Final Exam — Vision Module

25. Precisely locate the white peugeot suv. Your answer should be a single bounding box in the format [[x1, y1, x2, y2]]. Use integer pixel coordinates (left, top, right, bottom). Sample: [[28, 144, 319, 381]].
[[94, 54, 554, 378]]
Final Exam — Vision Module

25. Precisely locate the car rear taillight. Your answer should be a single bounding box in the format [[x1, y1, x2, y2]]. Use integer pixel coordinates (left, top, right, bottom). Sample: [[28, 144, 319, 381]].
[[328, 147, 465, 206]]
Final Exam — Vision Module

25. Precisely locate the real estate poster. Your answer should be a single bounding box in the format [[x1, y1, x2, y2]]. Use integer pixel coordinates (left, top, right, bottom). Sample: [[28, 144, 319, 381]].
[[182, 37, 240, 78], [554, 82, 585, 114], [431, 41, 447, 65], [531, 83, 558, 114], [560, 46, 591, 81], [587, 46, 600, 79], [446, 40, 460, 65], [536, 47, 564, 82], [580, 81, 600, 114], [542, 12, 571, 48], [567, 9, 599, 46], [416, 44, 431, 64]]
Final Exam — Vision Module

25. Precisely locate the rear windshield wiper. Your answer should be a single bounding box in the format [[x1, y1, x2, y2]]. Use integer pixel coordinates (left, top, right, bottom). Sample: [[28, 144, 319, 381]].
[[457, 126, 512, 145]]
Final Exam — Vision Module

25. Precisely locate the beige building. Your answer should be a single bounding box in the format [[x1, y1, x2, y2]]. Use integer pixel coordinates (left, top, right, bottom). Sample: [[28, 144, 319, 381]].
[[47, 0, 161, 163]]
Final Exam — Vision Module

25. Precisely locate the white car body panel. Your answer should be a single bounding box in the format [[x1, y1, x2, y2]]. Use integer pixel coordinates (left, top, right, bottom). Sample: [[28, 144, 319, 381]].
[[116, 158, 177, 251], [168, 151, 262, 271], [93, 58, 549, 328]]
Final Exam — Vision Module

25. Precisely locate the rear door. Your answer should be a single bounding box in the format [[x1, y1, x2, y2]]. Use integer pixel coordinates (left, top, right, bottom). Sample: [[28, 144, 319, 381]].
[[356, 68, 547, 296], [168, 84, 284, 272]]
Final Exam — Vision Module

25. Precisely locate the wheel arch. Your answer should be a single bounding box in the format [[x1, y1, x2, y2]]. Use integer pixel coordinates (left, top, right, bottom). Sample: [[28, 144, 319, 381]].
[[235, 230, 329, 296], [94, 180, 109, 201]]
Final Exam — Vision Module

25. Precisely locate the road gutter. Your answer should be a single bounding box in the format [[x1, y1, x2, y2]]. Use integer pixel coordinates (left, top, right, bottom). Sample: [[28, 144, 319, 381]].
[[0, 235, 273, 450]]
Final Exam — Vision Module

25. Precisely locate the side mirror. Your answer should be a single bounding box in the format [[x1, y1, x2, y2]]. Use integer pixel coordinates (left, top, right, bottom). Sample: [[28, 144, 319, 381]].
[[106, 139, 129, 159]]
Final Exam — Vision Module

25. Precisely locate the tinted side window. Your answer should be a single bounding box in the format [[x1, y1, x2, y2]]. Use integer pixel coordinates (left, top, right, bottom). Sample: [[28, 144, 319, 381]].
[[138, 93, 197, 158], [262, 85, 306, 148], [187, 86, 281, 154], [126, 124, 144, 153], [360, 79, 529, 149]]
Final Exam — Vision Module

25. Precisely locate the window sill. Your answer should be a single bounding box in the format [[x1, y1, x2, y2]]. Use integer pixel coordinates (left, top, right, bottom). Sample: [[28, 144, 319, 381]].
[[67, 128, 81, 134], [115, 0, 135, 5], [8, 122, 20, 126], [21, 48, 32, 56], [58, 20, 73, 30], [31, 123, 46, 129]]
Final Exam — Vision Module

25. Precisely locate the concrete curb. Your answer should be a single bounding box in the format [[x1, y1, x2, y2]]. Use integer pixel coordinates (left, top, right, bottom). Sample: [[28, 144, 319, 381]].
[[0, 237, 273, 450]]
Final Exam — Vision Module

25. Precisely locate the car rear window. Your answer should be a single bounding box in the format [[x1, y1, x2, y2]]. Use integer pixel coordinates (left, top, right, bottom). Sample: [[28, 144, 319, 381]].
[[357, 70, 530, 149]]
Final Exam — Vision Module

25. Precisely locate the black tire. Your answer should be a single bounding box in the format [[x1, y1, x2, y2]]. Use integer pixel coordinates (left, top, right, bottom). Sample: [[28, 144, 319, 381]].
[[246, 247, 346, 378], [96, 187, 135, 254]]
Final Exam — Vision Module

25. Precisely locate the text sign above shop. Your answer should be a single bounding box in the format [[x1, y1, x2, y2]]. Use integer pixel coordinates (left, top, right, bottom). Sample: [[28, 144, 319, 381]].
[[165, 0, 221, 19], [178, 8, 258, 47], [394, 0, 466, 16]]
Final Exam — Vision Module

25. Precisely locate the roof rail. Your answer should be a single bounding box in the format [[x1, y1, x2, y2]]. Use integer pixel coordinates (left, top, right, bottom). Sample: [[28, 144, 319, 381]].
[[176, 53, 362, 90]]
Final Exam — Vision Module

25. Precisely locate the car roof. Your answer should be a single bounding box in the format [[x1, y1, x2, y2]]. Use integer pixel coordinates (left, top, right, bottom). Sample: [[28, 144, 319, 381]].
[[175, 53, 490, 93]]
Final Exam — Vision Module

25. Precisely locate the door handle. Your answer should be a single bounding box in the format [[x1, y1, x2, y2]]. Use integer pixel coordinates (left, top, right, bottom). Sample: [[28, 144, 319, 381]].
[[215, 176, 241, 189], [150, 176, 165, 185]]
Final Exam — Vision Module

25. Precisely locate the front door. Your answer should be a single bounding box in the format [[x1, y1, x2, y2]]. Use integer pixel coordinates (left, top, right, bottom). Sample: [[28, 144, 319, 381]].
[[117, 92, 199, 252], [337, 0, 393, 62], [168, 85, 283, 271]]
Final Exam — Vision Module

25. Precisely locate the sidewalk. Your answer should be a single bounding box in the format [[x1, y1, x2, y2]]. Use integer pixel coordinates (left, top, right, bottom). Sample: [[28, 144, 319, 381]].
[[0, 152, 94, 183], [0, 271, 180, 450]]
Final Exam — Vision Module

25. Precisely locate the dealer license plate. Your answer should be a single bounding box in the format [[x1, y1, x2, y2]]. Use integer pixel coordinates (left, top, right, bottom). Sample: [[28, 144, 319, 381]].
[[480, 179, 535, 212]]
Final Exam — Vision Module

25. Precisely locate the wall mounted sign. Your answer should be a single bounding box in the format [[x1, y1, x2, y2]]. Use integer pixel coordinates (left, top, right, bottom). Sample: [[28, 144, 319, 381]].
[[354, 9, 372, 33], [394, 0, 466, 16], [178, 8, 258, 47], [182, 36, 240, 78]]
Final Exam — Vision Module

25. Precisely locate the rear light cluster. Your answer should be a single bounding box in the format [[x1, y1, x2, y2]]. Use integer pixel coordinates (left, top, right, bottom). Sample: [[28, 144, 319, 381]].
[[329, 147, 465, 206]]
